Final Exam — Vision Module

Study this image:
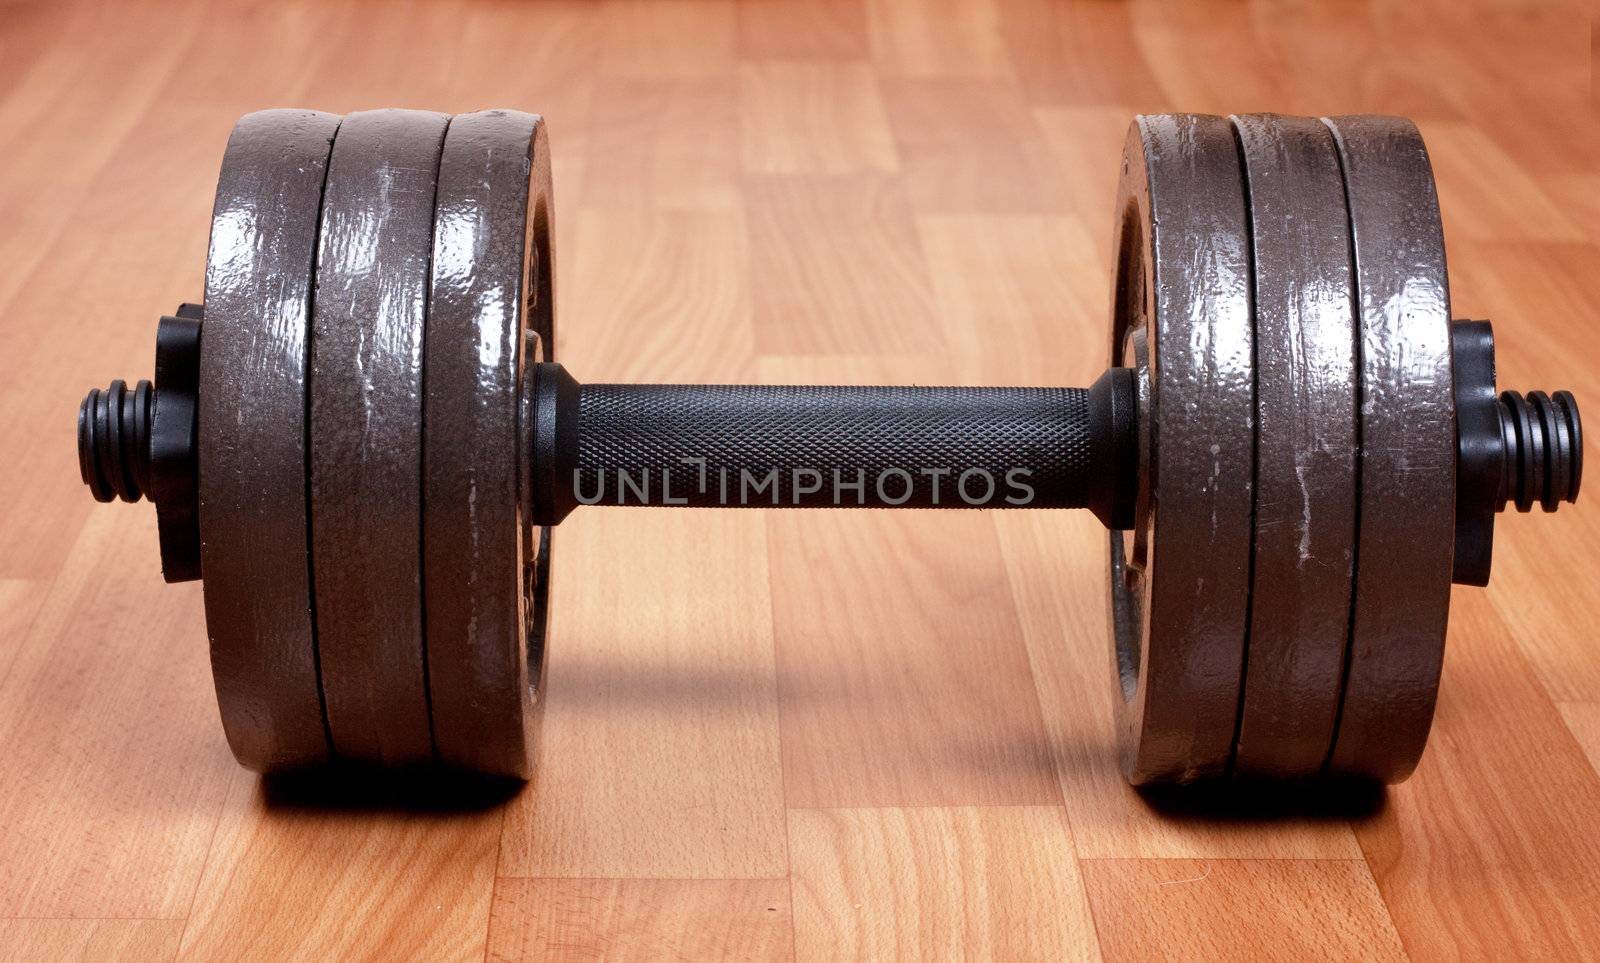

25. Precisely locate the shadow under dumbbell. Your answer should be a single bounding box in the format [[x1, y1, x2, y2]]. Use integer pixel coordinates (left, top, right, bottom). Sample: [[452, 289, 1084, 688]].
[[259, 767, 523, 815], [1136, 777, 1387, 824]]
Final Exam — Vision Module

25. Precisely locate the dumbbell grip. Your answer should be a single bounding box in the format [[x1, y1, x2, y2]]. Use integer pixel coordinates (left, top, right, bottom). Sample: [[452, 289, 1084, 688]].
[[531, 365, 1138, 527]]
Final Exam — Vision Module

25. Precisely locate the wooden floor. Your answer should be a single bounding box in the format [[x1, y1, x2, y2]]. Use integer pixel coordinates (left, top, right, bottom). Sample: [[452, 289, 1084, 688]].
[[3, 0, 1599, 959]]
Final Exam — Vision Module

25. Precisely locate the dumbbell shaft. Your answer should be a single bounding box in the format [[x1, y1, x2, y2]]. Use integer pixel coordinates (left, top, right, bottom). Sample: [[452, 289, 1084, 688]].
[[529, 364, 1139, 527], [579, 382, 1090, 511], [74, 314, 1579, 587]]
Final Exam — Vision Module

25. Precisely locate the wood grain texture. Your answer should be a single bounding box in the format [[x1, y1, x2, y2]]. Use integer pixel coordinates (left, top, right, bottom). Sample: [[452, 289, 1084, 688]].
[[1081, 859, 1406, 963], [0, 919, 185, 963], [599, 1, 736, 80], [1350, 592, 1600, 960], [865, 0, 1010, 79], [916, 213, 1103, 382], [487, 878, 793, 961], [1559, 702, 1600, 776], [1032, 106, 1144, 225], [769, 508, 1059, 808], [2, 0, 1598, 958], [499, 509, 787, 880], [177, 769, 503, 961], [787, 807, 1097, 961], [739, 62, 898, 176], [738, 0, 867, 60], [1425, 123, 1589, 243], [881, 78, 1074, 213], [0, 581, 45, 685], [585, 80, 739, 212], [562, 209, 754, 382], [0, 513, 232, 918], [760, 355, 1058, 810], [746, 175, 936, 356]]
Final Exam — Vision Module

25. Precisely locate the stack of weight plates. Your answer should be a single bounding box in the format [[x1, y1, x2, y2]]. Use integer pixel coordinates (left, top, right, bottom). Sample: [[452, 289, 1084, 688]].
[[198, 109, 555, 777], [1107, 115, 1459, 783], [1107, 113, 1455, 784]]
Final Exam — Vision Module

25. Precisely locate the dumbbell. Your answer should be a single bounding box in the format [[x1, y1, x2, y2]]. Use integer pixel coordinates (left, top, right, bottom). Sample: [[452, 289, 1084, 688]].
[[76, 108, 1582, 787]]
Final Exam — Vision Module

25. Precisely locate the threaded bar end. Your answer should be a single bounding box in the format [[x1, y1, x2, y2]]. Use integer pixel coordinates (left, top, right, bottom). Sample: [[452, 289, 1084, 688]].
[[1498, 389, 1582, 513], [77, 379, 153, 503]]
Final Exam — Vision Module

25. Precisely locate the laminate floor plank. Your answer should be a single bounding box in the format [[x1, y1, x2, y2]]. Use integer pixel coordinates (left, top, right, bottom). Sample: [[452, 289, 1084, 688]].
[[177, 770, 503, 962], [487, 878, 794, 961], [1353, 592, 1600, 960], [0, 919, 185, 963], [499, 510, 788, 880], [787, 807, 1097, 962], [1082, 859, 1406, 963], [761, 356, 1059, 809], [0, 513, 231, 919]]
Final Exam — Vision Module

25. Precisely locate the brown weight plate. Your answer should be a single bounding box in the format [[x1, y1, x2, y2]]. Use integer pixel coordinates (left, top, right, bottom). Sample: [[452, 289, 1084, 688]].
[[424, 110, 555, 779], [1230, 114, 1359, 778], [199, 109, 339, 772], [1107, 114, 1255, 784], [1322, 116, 1455, 782], [309, 109, 450, 767]]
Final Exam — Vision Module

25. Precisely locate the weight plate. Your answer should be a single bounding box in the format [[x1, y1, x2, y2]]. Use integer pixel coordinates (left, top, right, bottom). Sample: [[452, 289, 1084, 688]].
[[1107, 114, 1255, 784], [1230, 114, 1359, 779], [1322, 116, 1455, 782], [424, 110, 555, 779], [309, 109, 450, 767], [199, 110, 339, 772]]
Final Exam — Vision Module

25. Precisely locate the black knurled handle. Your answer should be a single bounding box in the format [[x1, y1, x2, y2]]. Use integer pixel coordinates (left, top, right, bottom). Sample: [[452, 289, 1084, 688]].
[[531, 365, 1138, 526], [578, 383, 1089, 509]]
